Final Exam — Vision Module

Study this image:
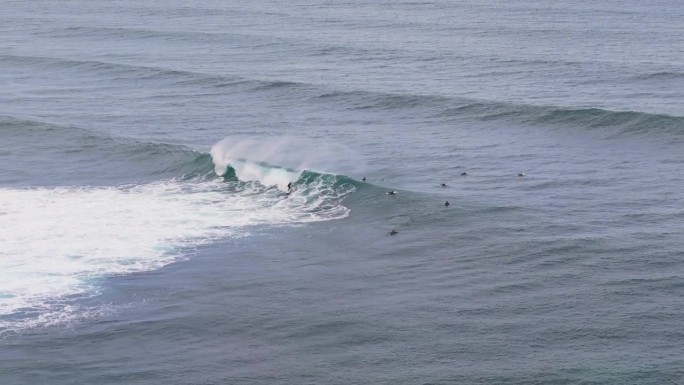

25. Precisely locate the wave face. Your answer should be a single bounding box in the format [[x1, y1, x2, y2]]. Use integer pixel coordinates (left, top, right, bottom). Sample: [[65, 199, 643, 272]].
[[0, 135, 356, 333]]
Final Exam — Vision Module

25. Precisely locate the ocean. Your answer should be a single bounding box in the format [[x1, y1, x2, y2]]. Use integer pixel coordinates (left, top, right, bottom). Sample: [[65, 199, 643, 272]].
[[1, 1, 683, 384]]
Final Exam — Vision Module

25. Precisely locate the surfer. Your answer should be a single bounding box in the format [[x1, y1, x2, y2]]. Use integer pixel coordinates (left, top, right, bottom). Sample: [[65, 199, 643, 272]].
[[362, 177, 366, 182], [440, 183, 448, 187], [461, 172, 468, 176], [386, 190, 396, 195], [445, 201, 450, 207], [518, 172, 525, 177], [287, 182, 292, 193], [389, 229, 398, 235]]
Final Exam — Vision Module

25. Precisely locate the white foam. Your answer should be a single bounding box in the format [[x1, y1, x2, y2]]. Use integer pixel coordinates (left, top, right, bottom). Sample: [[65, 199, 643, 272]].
[[230, 159, 301, 192], [0, 177, 350, 332]]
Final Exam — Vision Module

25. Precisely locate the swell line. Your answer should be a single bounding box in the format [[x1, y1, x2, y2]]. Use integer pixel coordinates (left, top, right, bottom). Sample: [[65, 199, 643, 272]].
[[3, 54, 682, 137]]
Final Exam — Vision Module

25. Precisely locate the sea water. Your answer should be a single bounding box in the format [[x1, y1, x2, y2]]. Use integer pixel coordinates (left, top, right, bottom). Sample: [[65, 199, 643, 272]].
[[1, 1, 683, 384]]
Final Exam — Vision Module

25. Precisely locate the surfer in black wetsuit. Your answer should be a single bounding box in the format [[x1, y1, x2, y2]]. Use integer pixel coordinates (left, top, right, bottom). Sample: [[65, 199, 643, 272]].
[[287, 182, 292, 193], [445, 201, 450, 207]]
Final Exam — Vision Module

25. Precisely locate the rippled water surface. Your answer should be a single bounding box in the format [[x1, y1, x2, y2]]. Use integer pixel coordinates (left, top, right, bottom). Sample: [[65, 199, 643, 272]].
[[1, 1, 683, 384]]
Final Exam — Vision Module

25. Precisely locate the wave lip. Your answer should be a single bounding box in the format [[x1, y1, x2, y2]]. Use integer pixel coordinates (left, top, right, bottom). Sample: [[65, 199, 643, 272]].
[[210, 136, 358, 223], [210, 136, 364, 191]]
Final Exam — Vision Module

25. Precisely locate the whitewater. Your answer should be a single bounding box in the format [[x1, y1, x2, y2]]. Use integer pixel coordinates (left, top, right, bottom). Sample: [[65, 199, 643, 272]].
[[1, 135, 357, 331]]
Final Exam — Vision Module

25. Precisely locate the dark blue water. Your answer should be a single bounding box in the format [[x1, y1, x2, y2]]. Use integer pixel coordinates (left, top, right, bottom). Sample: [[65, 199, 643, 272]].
[[1, 1, 683, 384]]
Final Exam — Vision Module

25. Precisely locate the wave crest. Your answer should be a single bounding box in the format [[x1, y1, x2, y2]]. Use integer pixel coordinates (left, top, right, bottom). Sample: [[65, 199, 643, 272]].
[[210, 136, 363, 191]]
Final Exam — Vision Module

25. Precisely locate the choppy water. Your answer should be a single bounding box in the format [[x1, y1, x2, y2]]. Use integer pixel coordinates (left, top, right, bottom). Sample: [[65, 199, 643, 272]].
[[1, 1, 683, 384]]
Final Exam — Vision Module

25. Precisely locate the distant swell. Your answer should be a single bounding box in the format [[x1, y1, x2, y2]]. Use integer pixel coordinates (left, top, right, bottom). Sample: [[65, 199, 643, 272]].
[[631, 71, 684, 81], [0, 53, 239, 86], [0, 54, 302, 91], [317, 88, 684, 135], [442, 102, 684, 135], [3, 54, 682, 137]]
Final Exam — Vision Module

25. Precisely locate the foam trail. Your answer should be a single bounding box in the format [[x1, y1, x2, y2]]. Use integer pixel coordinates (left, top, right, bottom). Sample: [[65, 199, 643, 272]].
[[0, 177, 351, 333]]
